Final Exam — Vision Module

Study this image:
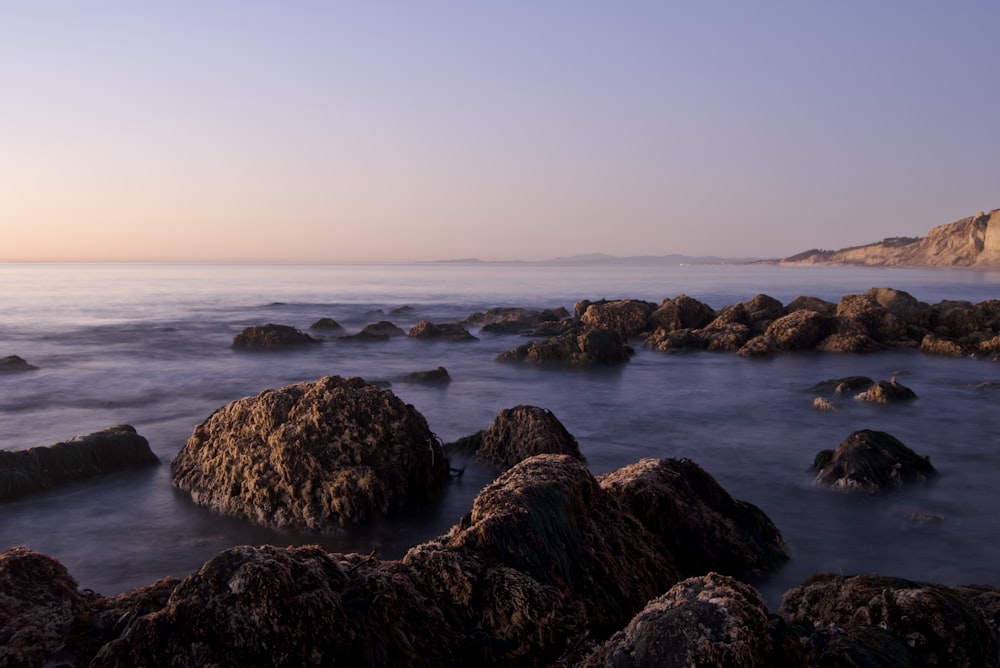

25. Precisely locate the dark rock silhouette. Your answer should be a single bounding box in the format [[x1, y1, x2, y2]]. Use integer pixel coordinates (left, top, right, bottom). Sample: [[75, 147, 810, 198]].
[[812, 429, 937, 494], [0, 355, 38, 373], [231, 323, 318, 350], [496, 325, 634, 366], [0, 425, 158, 501], [171, 376, 449, 530], [402, 366, 452, 384], [308, 317, 343, 330], [448, 405, 584, 469]]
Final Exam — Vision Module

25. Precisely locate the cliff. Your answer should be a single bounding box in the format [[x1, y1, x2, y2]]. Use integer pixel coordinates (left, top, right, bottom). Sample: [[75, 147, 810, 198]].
[[781, 209, 1000, 268]]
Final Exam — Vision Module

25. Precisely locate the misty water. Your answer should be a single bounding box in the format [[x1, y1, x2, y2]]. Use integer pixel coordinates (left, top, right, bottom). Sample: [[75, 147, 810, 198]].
[[2, 262, 1000, 609]]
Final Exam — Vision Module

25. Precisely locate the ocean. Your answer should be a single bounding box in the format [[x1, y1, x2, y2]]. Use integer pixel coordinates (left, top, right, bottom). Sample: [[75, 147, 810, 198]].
[[2, 261, 999, 608]]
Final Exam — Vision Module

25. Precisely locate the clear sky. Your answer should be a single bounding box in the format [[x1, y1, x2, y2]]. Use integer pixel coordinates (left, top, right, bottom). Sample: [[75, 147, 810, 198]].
[[2, 2, 998, 263]]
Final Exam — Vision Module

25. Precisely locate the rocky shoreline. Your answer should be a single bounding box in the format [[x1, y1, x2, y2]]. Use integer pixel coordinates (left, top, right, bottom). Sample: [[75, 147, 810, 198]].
[[3, 285, 1000, 666]]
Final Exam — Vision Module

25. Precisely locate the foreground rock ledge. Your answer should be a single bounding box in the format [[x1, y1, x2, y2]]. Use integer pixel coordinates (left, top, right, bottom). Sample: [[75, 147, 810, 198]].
[[170, 375, 449, 530], [0, 425, 158, 501]]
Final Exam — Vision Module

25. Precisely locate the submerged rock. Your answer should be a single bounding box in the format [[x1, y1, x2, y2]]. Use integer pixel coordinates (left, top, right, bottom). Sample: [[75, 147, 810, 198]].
[[448, 405, 584, 469], [407, 320, 478, 341], [0, 354, 38, 373], [170, 376, 449, 530], [338, 321, 406, 341], [231, 323, 319, 350], [402, 366, 452, 384], [812, 429, 937, 494], [854, 377, 918, 403], [0, 425, 158, 501], [308, 317, 343, 330], [581, 573, 772, 668]]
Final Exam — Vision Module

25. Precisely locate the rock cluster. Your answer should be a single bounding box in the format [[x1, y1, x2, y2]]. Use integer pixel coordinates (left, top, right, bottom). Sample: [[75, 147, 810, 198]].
[[408, 320, 478, 341], [170, 376, 449, 530], [0, 425, 158, 501], [496, 325, 634, 366]]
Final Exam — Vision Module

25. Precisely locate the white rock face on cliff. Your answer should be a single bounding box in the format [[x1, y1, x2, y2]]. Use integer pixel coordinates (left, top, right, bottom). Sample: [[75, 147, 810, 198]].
[[782, 208, 1000, 268]]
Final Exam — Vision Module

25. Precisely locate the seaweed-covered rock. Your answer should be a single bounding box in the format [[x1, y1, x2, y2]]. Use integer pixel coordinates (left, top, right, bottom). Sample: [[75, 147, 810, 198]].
[[0, 355, 38, 373], [597, 458, 788, 579], [407, 320, 478, 341], [0, 425, 158, 501], [170, 376, 449, 530], [0, 547, 87, 668], [231, 323, 318, 350], [765, 310, 835, 350], [496, 325, 634, 366], [779, 574, 999, 667], [854, 377, 918, 403], [812, 429, 937, 494], [581, 573, 772, 668], [402, 366, 452, 384], [579, 298, 657, 338], [648, 294, 715, 333], [448, 405, 584, 469]]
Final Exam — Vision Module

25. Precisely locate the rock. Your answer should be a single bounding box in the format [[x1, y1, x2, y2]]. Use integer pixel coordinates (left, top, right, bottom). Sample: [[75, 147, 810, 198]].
[[743, 294, 785, 333], [920, 333, 973, 357], [785, 295, 836, 315], [464, 307, 558, 333], [815, 331, 882, 353], [0, 355, 38, 373], [808, 376, 874, 394], [496, 325, 634, 366], [579, 298, 657, 338], [599, 458, 788, 579], [402, 366, 451, 384], [448, 405, 584, 469], [581, 573, 772, 668], [738, 334, 778, 357], [231, 323, 319, 350], [308, 317, 342, 330], [864, 287, 932, 328], [854, 377, 918, 403], [836, 294, 908, 343], [932, 299, 985, 338], [812, 397, 837, 411], [170, 376, 449, 530], [778, 574, 999, 667], [407, 320, 478, 341], [0, 425, 159, 501], [0, 547, 87, 668], [338, 321, 407, 341], [812, 429, 937, 494], [648, 294, 715, 333], [764, 310, 836, 350], [93, 544, 468, 668]]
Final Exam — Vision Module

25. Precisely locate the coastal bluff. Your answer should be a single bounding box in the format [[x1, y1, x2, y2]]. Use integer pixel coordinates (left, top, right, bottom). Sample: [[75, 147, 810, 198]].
[[780, 208, 1000, 268]]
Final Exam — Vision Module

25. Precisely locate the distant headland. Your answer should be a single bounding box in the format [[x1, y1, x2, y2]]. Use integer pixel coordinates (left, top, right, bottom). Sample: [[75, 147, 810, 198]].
[[777, 208, 1000, 268]]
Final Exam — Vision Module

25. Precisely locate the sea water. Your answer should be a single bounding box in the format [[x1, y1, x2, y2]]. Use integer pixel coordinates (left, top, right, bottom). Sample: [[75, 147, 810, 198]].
[[2, 262, 999, 608]]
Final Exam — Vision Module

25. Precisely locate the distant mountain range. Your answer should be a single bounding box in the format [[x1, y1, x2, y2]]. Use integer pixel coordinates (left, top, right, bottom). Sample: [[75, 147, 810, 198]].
[[429, 253, 760, 266], [778, 208, 1000, 268]]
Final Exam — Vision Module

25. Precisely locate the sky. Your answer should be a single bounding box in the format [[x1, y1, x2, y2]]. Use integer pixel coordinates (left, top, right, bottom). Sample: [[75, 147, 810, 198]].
[[2, 2, 998, 263]]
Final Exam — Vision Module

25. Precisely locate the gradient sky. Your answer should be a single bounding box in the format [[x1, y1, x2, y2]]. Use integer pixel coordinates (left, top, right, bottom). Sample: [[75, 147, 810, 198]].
[[3, 2, 998, 263]]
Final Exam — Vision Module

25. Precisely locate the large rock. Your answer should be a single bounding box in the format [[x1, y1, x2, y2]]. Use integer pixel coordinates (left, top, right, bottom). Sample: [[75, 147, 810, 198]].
[[402, 365, 452, 384], [764, 310, 835, 350], [648, 294, 715, 333], [496, 325, 634, 366], [598, 458, 789, 579], [779, 573, 1000, 667], [579, 298, 657, 338], [812, 429, 937, 494], [581, 573, 772, 668], [854, 377, 918, 403], [231, 323, 318, 350], [0, 425, 158, 501], [448, 405, 584, 469], [932, 299, 985, 338], [836, 294, 908, 343], [0, 547, 87, 668], [464, 306, 567, 333], [864, 287, 932, 328], [170, 376, 449, 530]]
